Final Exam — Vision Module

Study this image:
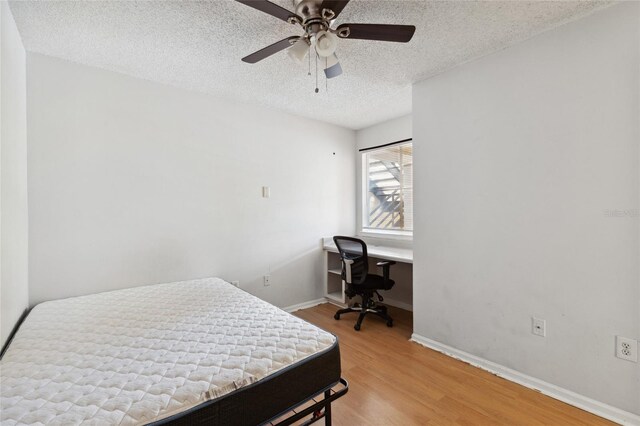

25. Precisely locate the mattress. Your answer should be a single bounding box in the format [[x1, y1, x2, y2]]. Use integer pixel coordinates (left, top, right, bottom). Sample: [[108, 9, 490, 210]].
[[0, 278, 340, 425]]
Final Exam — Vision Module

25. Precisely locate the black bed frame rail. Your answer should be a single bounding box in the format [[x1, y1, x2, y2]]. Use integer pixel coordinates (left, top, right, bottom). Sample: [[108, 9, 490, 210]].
[[266, 378, 348, 426], [0, 308, 29, 360]]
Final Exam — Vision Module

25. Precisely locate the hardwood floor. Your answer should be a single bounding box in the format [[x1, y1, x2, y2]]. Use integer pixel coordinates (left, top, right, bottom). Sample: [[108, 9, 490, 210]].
[[294, 303, 612, 426]]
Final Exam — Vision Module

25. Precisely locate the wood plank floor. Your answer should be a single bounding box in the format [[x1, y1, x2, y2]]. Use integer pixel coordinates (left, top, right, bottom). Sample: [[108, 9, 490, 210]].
[[294, 303, 612, 426]]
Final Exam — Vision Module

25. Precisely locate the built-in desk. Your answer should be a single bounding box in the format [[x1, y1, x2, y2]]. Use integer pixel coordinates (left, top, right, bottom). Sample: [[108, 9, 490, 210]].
[[322, 237, 413, 306]]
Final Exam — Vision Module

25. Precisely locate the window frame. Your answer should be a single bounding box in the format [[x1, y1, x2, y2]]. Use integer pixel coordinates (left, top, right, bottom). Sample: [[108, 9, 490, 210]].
[[358, 140, 413, 240]]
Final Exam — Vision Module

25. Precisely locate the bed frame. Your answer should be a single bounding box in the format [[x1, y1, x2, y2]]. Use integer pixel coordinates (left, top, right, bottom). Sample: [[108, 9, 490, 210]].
[[0, 307, 29, 359], [266, 378, 348, 426]]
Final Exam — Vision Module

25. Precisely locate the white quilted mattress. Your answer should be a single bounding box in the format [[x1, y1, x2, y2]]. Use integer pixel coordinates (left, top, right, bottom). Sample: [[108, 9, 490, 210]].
[[0, 277, 336, 425]]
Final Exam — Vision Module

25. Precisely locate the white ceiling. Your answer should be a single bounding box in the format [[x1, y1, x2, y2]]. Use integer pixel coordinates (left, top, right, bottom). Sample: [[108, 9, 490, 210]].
[[9, 0, 612, 130]]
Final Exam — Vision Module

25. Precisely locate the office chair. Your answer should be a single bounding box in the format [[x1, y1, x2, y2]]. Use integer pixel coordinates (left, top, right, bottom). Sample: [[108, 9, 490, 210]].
[[332, 236, 395, 331]]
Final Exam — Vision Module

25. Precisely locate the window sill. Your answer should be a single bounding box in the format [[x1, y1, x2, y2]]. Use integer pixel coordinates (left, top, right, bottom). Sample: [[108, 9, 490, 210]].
[[358, 229, 413, 241]]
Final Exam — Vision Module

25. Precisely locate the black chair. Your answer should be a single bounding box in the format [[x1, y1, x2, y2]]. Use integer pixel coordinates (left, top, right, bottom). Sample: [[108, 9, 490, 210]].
[[332, 236, 395, 331]]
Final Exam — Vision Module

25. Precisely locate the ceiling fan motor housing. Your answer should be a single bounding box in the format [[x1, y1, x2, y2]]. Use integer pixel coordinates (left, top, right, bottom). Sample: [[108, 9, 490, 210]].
[[294, 0, 322, 19], [294, 0, 333, 37]]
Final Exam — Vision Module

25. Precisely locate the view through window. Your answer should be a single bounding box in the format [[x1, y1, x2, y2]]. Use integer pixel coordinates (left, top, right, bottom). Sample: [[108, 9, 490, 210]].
[[362, 142, 413, 233]]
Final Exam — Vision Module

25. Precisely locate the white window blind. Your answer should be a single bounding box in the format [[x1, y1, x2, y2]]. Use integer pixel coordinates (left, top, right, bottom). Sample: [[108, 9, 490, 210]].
[[362, 142, 413, 233]]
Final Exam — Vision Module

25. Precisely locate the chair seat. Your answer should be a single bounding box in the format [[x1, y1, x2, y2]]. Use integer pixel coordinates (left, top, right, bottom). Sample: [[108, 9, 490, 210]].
[[353, 274, 395, 291]]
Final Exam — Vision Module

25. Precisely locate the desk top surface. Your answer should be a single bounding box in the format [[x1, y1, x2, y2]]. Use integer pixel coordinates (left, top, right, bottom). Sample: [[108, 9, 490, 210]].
[[323, 240, 413, 264]]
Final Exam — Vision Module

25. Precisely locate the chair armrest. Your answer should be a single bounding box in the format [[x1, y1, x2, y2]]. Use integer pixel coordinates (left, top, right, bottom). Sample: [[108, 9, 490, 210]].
[[376, 261, 396, 282], [343, 259, 354, 284]]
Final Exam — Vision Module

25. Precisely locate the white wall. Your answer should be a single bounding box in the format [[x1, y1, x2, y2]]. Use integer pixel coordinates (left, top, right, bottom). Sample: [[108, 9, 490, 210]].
[[355, 115, 412, 152], [0, 1, 29, 347], [26, 53, 356, 308], [413, 2, 639, 415], [355, 115, 413, 308]]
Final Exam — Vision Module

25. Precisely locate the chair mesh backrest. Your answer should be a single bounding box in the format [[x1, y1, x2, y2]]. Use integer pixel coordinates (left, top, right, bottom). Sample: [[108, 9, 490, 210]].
[[333, 236, 368, 285]]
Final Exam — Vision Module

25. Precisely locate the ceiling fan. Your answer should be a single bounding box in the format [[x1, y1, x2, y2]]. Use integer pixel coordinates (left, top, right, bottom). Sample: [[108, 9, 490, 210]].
[[235, 0, 416, 83]]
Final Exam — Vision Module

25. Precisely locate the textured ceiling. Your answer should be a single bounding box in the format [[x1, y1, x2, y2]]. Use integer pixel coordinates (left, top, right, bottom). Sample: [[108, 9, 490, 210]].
[[9, 0, 612, 129]]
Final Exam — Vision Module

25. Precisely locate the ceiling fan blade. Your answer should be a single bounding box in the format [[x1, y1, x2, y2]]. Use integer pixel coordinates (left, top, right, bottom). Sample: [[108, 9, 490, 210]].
[[242, 36, 300, 63], [235, 0, 301, 23], [320, 0, 350, 19], [336, 24, 416, 43]]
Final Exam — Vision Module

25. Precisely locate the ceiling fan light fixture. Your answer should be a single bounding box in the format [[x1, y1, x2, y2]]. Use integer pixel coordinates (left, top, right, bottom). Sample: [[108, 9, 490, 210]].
[[314, 30, 338, 57], [324, 53, 342, 79], [287, 37, 309, 63], [324, 52, 339, 68]]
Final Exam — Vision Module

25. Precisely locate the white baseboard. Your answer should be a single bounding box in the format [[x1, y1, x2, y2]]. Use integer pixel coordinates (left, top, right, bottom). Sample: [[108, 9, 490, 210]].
[[410, 333, 640, 426], [282, 298, 327, 313], [382, 297, 413, 312]]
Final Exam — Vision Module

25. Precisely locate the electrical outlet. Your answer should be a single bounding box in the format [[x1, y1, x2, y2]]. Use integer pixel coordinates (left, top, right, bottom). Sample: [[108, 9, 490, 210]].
[[263, 275, 271, 286], [231, 281, 240, 288], [532, 317, 546, 337], [616, 336, 638, 362]]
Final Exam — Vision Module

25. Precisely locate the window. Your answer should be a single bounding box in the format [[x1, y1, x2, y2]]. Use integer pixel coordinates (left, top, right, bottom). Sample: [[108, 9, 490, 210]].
[[361, 141, 413, 235]]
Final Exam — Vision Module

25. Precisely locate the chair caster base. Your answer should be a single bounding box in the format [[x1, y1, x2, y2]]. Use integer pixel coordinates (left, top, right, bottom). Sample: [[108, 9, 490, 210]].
[[334, 301, 393, 332]]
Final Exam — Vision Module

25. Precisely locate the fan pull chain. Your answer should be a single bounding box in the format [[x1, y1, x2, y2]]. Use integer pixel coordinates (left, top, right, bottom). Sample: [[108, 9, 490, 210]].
[[307, 44, 311, 76], [314, 48, 319, 93]]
